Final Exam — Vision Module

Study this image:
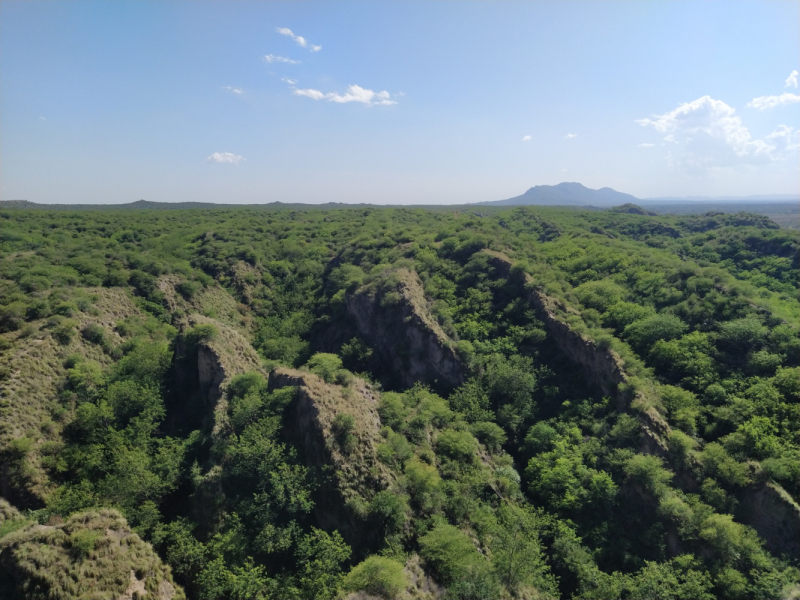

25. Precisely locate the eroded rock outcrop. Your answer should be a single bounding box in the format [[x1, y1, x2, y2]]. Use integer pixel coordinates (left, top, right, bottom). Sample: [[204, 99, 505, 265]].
[[483, 250, 630, 399], [345, 269, 465, 391], [736, 481, 800, 558], [269, 367, 392, 541], [173, 314, 265, 439], [0, 508, 184, 599]]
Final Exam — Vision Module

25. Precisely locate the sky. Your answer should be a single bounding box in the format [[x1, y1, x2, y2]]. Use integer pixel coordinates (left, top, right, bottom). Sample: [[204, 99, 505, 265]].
[[1, 1, 799, 205]]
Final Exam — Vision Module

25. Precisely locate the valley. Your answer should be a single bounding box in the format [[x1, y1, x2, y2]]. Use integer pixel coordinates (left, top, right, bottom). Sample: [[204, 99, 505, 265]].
[[0, 204, 798, 599]]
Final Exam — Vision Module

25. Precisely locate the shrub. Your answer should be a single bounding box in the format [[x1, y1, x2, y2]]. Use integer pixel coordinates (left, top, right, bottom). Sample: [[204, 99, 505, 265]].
[[404, 457, 441, 511], [603, 302, 656, 331], [81, 323, 106, 345], [343, 555, 407, 599], [435, 429, 478, 463], [368, 491, 407, 536], [378, 393, 409, 430], [53, 319, 78, 345], [307, 353, 343, 383], [377, 430, 413, 467], [176, 281, 201, 300], [332, 414, 356, 453], [69, 528, 102, 559], [185, 323, 218, 347], [573, 280, 626, 312], [623, 314, 687, 353], [623, 454, 673, 497], [419, 523, 483, 584], [469, 421, 506, 453]]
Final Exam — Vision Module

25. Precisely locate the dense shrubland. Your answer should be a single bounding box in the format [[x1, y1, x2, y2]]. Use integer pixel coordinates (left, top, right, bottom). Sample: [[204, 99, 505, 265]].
[[1, 204, 798, 599]]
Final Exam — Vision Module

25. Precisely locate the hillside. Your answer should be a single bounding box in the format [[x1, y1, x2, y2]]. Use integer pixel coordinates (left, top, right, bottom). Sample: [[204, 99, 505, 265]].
[[1, 204, 799, 599]]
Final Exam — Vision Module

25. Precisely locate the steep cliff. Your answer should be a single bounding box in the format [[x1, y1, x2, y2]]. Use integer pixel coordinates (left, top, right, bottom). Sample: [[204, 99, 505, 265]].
[[736, 481, 800, 558], [269, 367, 392, 541], [170, 313, 265, 439], [0, 508, 184, 600], [345, 269, 465, 391]]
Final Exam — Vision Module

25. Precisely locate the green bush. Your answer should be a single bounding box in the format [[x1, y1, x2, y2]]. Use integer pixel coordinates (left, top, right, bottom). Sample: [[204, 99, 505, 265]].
[[419, 523, 483, 584], [435, 429, 478, 463], [53, 319, 78, 345], [469, 421, 506, 453], [176, 281, 201, 300], [185, 323, 218, 347], [332, 413, 356, 453], [81, 323, 106, 345], [343, 555, 407, 598], [307, 353, 343, 383]]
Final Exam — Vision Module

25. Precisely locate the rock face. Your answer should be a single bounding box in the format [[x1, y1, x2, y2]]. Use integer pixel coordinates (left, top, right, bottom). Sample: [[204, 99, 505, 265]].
[[345, 269, 465, 391], [483, 250, 630, 399], [269, 367, 392, 543], [0, 508, 184, 600], [171, 314, 264, 438], [736, 481, 800, 557]]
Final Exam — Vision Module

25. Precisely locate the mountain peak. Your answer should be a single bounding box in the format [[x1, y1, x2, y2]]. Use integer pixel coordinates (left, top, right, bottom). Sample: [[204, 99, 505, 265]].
[[483, 182, 639, 207]]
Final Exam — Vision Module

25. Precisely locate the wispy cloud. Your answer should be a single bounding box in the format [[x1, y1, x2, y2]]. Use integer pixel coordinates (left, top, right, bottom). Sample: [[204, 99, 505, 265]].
[[277, 27, 321, 52], [786, 70, 799, 88], [746, 92, 800, 110], [39, 116, 46, 121], [638, 143, 655, 147], [224, 86, 244, 95], [565, 133, 577, 139], [281, 77, 297, 85], [294, 88, 326, 100], [207, 152, 245, 164], [292, 84, 397, 106], [636, 95, 796, 171], [264, 54, 300, 64], [522, 135, 531, 142], [766, 125, 800, 153]]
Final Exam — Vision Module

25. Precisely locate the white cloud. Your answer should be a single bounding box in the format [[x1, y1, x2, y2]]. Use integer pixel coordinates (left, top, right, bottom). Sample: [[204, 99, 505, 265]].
[[636, 95, 796, 171], [39, 116, 46, 121], [746, 92, 800, 110], [277, 27, 321, 52], [224, 86, 244, 95], [294, 88, 326, 100], [207, 152, 245, 164], [292, 84, 397, 106], [522, 135, 531, 142], [638, 143, 655, 147], [786, 70, 799, 88], [264, 54, 300, 64], [766, 125, 800, 153], [565, 133, 577, 139], [281, 77, 297, 85]]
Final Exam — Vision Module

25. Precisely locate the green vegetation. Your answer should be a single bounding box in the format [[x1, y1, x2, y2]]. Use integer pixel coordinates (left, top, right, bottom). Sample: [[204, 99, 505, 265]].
[[0, 204, 798, 599]]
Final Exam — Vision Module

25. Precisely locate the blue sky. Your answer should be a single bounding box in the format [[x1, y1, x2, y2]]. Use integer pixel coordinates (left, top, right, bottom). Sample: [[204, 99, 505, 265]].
[[2, 1, 798, 204]]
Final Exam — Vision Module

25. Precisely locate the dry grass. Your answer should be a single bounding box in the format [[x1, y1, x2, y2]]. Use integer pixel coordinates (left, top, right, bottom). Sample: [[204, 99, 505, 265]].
[[0, 508, 184, 599], [158, 275, 251, 336], [0, 288, 148, 505]]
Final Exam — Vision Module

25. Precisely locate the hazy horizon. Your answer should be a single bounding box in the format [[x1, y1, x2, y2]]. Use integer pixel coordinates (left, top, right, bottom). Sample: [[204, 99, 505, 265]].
[[2, 1, 799, 205]]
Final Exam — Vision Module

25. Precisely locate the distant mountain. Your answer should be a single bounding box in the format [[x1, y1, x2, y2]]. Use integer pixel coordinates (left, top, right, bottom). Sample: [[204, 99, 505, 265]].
[[482, 182, 640, 207]]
